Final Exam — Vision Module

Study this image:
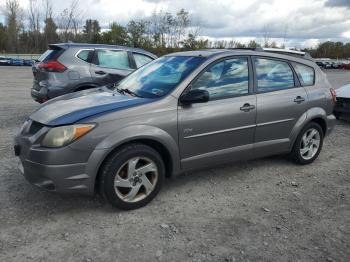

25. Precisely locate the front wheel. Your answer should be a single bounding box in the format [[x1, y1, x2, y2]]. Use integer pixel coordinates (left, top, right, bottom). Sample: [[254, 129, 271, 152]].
[[290, 122, 324, 165], [99, 144, 165, 210]]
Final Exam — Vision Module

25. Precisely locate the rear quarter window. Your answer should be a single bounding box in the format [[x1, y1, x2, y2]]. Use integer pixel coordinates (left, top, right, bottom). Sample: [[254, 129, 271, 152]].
[[133, 53, 154, 68], [293, 63, 315, 86], [76, 50, 93, 62]]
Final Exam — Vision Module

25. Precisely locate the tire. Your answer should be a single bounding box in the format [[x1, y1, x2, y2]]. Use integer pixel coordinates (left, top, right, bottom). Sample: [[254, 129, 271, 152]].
[[99, 143, 165, 210], [290, 122, 324, 165]]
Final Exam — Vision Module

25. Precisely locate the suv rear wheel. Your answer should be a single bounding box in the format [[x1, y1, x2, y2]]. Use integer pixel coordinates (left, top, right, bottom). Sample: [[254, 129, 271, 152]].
[[290, 122, 324, 165], [99, 144, 165, 210]]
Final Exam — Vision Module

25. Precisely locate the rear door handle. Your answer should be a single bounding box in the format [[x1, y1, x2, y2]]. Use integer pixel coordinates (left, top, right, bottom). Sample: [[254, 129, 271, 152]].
[[294, 96, 305, 103], [240, 103, 255, 112], [95, 70, 106, 75]]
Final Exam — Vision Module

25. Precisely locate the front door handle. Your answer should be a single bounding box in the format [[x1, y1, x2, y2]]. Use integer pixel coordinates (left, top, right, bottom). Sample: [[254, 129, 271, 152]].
[[95, 70, 106, 75], [294, 96, 305, 103], [240, 103, 255, 112]]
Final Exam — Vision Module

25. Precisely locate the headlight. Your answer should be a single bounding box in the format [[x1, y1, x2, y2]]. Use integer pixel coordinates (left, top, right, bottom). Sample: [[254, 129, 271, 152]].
[[41, 124, 95, 148]]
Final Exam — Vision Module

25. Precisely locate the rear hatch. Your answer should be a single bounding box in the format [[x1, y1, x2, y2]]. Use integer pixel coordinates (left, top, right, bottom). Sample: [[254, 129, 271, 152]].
[[32, 45, 66, 91]]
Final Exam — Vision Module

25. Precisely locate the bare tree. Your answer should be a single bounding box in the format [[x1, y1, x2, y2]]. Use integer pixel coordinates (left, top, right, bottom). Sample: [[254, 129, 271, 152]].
[[43, 0, 53, 21], [57, 0, 84, 42], [28, 0, 40, 32], [175, 9, 189, 47], [28, 0, 41, 51], [281, 24, 288, 48], [262, 26, 271, 48], [42, 0, 57, 47]]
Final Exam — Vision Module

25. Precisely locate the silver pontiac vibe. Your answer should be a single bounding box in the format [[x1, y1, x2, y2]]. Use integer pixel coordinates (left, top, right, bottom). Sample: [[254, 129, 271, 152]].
[[15, 48, 336, 209]]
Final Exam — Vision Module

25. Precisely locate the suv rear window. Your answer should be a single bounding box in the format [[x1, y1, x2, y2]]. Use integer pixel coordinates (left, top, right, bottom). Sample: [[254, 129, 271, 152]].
[[38, 48, 64, 62], [293, 63, 315, 86]]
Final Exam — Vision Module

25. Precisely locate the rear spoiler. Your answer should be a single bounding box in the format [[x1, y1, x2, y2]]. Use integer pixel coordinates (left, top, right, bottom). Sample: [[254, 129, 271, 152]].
[[48, 44, 68, 50], [262, 48, 313, 60]]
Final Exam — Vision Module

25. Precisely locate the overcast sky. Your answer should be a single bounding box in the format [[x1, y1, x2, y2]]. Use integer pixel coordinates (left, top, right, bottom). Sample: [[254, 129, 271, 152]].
[[1, 0, 350, 48]]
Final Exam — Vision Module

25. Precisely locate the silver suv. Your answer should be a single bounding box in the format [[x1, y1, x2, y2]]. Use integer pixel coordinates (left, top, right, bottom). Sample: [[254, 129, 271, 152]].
[[31, 43, 157, 103], [15, 48, 336, 209]]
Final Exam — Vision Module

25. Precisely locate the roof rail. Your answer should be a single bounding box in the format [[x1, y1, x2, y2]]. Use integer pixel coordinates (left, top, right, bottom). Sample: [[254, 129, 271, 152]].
[[262, 48, 313, 59], [226, 47, 264, 52]]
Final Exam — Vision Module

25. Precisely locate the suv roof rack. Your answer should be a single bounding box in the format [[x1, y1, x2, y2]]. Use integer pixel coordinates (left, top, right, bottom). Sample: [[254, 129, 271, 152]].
[[226, 47, 264, 52], [262, 48, 313, 59]]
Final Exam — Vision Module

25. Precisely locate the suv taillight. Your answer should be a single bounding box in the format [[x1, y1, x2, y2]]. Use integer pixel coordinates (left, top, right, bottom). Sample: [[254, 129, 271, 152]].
[[38, 60, 67, 72], [330, 88, 337, 104]]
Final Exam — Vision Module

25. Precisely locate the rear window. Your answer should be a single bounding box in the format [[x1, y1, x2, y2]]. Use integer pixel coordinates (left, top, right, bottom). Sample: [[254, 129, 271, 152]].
[[38, 49, 63, 62], [293, 63, 315, 86]]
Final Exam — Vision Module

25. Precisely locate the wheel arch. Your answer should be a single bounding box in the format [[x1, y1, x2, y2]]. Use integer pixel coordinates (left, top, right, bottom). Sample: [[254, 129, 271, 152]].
[[289, 107, 328, 151], [86, 125, 181, 194]]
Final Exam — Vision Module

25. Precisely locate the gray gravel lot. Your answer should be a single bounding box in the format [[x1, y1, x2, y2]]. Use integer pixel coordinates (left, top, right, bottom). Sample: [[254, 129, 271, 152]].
[[0, 66, 349, 262]]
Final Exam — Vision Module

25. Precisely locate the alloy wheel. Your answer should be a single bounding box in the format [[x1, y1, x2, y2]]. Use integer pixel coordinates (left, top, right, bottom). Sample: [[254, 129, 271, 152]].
[[114, 157, 158, 203], [299, 128, 321, 160]]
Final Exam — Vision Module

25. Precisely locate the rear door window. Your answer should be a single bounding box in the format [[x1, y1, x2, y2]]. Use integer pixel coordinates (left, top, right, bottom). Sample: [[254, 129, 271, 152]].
[[254, 58, 295, 92], [133, 53, 154, 68], [293, 63, 315, 86], [95, 49, 131, 70]]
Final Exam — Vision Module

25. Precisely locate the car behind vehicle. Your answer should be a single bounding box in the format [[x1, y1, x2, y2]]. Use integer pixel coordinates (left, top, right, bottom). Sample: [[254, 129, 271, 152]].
[[15, 48, 336, 210], [0, 56, 11, 65], [343, 63, 350, 70], [10, 58, 25, 66], [31, 43, 157, 103], [334, 84, 350, 120]]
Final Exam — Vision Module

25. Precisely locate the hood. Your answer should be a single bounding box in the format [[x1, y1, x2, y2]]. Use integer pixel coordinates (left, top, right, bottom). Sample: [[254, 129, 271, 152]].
[[336, 84, 350, 99], [30, 88, 152, 126]]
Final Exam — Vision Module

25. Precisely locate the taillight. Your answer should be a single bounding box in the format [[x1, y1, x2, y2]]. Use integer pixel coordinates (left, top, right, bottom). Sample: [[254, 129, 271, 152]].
[[38, 60, 66, 72], [330, 88, 337, 103]]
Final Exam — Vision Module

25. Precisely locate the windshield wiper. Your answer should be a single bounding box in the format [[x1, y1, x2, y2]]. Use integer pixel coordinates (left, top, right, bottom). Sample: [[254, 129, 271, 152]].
[[113, 86, 123, 95], [112, 83, 142, 98], [119, 88, 141, 98]]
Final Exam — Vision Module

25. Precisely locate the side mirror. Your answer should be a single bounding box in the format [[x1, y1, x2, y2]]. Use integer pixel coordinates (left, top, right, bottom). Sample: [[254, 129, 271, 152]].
[[179, 89, 209, 105]]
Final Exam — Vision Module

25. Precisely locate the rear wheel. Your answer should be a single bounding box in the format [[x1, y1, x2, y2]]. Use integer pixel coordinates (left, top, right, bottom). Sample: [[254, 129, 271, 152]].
[[99, 144, 165, 210], [290, 122, 324, 165]]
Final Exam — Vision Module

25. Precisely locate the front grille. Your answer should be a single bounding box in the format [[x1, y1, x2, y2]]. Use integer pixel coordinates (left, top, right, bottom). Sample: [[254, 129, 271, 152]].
[[28, 121, 44, 135]]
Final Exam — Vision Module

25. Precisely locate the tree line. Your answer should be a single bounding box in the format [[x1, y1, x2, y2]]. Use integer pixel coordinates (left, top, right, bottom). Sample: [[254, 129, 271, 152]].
[[0, 0, 349, 58]]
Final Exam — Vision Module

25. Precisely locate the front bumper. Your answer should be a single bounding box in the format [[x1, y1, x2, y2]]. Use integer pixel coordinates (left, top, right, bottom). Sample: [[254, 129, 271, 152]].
[[17, 156, 89, 193], [14, 126, 96, 195]]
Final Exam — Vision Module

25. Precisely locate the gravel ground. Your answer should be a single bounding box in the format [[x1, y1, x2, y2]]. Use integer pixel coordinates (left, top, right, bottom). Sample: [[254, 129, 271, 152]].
[[0, 66, 349, 262]]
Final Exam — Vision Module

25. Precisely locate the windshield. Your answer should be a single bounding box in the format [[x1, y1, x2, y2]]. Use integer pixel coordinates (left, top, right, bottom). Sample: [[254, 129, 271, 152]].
[[116, 56, 205, 98]]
